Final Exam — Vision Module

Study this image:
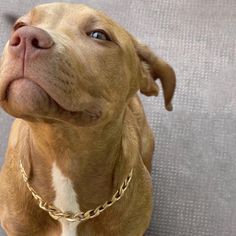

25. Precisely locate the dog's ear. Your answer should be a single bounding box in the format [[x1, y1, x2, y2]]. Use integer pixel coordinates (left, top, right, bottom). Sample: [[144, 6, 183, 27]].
[[135, 41, 176, 111], [3, 13, 19, 26]]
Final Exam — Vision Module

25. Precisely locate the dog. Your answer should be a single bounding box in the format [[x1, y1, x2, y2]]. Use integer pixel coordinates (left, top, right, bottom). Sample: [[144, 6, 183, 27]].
[[0, 3, 176, 236]]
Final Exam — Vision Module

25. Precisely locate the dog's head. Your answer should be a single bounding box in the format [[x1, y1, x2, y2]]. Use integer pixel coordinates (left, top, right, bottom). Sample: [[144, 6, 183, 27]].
[[0, 3, 175, 126]]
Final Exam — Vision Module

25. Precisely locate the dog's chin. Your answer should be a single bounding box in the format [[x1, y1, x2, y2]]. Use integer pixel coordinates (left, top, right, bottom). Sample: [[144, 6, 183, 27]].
[[2, 78, 53, 117], [1, 78, 103, 126]]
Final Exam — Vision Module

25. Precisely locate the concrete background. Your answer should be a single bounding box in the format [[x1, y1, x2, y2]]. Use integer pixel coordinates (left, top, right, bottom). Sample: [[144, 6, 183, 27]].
[[0, 0, 236, 235]]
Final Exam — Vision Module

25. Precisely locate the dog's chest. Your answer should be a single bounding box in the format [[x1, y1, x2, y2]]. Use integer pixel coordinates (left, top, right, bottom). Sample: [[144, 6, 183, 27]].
[[51, 163, 80, 236]]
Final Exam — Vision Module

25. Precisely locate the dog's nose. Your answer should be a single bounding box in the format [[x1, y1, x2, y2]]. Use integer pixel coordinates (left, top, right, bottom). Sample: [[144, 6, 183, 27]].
[[8, 26, 54, 59]]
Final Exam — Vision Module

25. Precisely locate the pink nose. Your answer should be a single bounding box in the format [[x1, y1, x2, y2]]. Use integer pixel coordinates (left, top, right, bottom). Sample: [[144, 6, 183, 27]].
[[9, 26, 54, 59]]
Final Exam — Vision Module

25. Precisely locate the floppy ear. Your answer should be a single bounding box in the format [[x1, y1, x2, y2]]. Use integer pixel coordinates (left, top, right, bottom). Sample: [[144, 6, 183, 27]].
[[135, 41, 176, 111], [3, 13, 19, 26]]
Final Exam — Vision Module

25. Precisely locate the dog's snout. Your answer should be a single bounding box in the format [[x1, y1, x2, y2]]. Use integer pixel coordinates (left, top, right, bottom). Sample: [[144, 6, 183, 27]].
[[9, 26, 54, 59]]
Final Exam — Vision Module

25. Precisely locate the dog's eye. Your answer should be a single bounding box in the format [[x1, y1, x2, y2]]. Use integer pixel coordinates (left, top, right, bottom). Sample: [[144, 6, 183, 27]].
[[13, 21, 26, 31], [88, 30, 111, 41]]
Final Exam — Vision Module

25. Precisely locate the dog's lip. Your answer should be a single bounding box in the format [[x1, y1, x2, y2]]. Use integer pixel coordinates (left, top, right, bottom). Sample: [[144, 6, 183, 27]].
[[0, 76, 20, 102]]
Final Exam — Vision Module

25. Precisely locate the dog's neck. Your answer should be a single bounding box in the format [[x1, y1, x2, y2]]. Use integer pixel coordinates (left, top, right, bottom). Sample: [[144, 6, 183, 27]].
[[20, 112, 133, 210]]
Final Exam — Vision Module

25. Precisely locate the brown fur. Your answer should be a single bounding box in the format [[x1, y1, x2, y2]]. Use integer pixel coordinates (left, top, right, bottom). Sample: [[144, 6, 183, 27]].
[[0, 3, 175, 235]]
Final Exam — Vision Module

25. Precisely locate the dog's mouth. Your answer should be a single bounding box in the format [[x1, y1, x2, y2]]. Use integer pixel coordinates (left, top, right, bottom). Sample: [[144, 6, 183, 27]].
[[0, 77, 103, 126]]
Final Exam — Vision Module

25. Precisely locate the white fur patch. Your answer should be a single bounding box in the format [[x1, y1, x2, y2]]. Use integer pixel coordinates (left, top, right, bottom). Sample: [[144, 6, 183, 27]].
[[52, 162, 80, 236]]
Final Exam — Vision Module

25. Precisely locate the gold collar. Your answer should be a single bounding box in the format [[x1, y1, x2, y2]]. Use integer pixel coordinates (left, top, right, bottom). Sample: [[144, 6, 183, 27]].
[[20, 160, 133, 222]]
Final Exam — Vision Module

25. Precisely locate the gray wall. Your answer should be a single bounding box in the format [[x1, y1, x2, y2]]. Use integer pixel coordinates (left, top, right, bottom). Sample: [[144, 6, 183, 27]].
[[0, 0, 235, 235]]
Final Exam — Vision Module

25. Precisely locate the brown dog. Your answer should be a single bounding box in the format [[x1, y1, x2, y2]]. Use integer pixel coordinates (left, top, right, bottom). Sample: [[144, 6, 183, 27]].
[[0, 3, 175, 236]]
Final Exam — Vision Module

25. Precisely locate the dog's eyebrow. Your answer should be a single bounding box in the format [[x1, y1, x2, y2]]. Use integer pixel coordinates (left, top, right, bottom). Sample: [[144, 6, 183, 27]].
[[82, 14, 101, 26]]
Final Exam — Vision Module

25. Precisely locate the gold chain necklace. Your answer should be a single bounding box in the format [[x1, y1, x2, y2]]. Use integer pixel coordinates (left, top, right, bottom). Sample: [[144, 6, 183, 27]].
[[20, 160, 133, 222]]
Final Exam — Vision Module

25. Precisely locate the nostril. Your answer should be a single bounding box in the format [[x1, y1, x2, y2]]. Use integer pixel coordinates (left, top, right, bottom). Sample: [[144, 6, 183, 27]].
[[31, 37, 54, 49], [31, 38, 41, 49], [10, 36, 21, 46]]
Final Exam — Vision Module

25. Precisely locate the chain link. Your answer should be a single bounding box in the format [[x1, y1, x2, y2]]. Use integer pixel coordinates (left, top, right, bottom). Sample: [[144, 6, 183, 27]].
[[20, 161, 133, 222]]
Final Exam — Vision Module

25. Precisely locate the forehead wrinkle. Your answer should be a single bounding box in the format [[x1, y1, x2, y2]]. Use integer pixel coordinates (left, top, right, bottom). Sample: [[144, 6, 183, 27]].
[[32, 7, 71, 30], [30, 3, 88, 28], [30, 5, 97, 30]]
